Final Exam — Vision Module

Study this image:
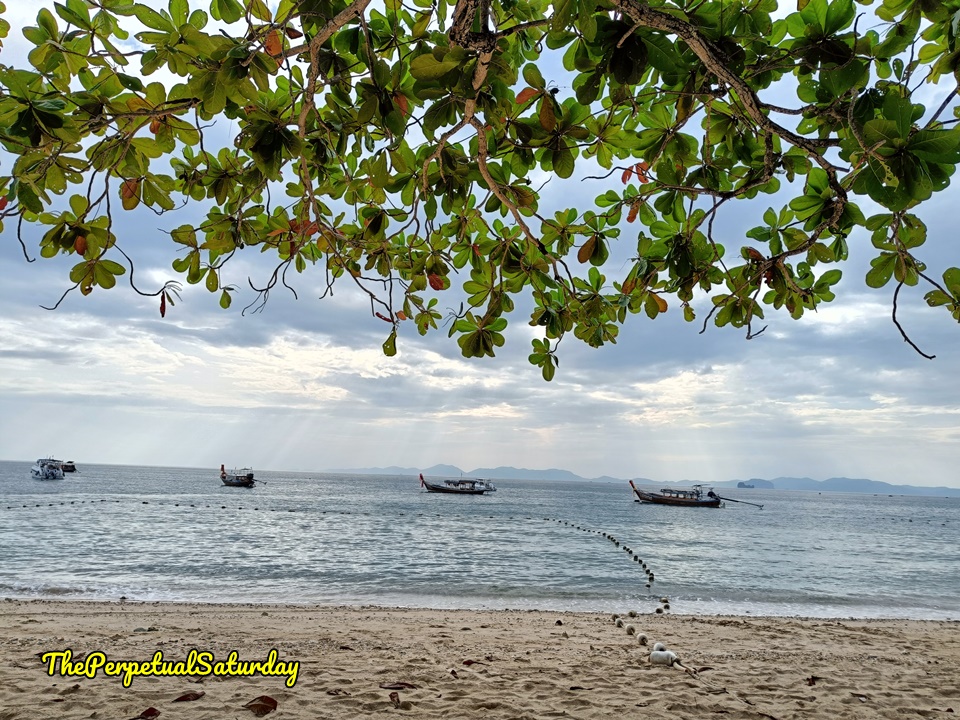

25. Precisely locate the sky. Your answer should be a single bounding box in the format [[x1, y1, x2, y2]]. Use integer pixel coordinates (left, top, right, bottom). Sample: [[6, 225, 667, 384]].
[[2, 2, 959, 488]]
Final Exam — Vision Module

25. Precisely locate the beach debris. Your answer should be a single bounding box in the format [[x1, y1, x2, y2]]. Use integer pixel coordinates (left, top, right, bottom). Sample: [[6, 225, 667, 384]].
[[462, 659, 486, 666], [555, 619, 563, 626], [242, 695, 278, 717], [449, 669, 459, 678], [380, 682, 419, 689], [805, 676, 822, 686], [338, 645, 355, 650], [569, 685, 593, 690], [389, 691, 401, 708], [628, 610, 638, 617], [172, 691, 205, 702], [326, 688, 350, 696], [128, 708, 160, 720]]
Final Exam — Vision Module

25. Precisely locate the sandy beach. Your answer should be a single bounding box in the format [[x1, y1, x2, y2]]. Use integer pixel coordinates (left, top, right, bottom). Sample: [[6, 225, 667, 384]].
[[0, 601, 957, 719]]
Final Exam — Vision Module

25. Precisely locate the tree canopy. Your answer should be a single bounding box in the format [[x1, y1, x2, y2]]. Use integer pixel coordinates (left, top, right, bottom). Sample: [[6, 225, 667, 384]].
[[1, 0, 960, 378]]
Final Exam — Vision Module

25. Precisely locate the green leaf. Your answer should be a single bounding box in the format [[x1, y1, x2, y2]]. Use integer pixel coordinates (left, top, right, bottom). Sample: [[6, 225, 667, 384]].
[[865, 254, 896, 288], [130, 3, 174, 31], [522, 63, 546, 89], [382, 329, 397, 356], [944, 267, 960, 296], [409, 54, 459, 81]]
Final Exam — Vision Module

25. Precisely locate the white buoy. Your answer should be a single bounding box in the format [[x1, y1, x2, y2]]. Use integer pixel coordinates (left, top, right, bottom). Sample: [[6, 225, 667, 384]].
[[626, 624, 636, 635], [637, 633, 648, 645], [616, 618, 624, 627], [650, 648, 678, 666]]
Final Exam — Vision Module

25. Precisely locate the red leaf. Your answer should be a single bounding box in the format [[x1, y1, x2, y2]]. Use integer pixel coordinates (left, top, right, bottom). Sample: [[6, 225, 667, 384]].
[[0, 197, 8, 211], [284, 26, 303, 39], [120, 178, 140, 200], [264, 30, 282, 57], [627, 202, 639, 224], [394, 93, 409, 117], [577, 235, 597, 264], [149, 117, 163, 134], [374, 312, 392, 322], [121, 178, 141, 210], [389, 691, 401, 708], [173, 691, 205, 702], [396, 310, 407, 321], [621, 167, 632, 184], [635, 161, 650, 184], [428, 273, 444, 291], [516, 87, 540, 105], [160, 293, 166, 318], [243, 695, 278, 717], [74, 235, 88, 255]]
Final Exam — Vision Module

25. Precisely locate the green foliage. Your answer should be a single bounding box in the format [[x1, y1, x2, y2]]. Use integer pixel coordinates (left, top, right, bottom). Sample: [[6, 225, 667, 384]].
[[2, 0, 960, 377]]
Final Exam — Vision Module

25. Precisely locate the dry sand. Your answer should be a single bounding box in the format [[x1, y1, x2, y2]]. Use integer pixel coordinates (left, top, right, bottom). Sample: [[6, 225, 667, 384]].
[[1, 600, 958, 719]]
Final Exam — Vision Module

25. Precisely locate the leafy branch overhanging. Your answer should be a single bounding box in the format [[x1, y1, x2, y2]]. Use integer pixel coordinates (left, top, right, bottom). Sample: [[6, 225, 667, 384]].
[[2, 0, 960, 378]]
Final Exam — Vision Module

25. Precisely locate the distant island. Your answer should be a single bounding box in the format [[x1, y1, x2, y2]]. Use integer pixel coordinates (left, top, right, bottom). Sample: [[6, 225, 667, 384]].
[[326, 465, 960, 497]]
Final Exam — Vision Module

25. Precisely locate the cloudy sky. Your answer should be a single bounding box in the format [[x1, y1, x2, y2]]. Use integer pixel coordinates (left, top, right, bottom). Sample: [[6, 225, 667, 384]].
[[2, 2, 959, 488]]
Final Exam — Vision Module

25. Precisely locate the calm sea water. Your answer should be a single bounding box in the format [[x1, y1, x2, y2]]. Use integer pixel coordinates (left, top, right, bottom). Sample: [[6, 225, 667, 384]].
[[1, 461, 958, 619]]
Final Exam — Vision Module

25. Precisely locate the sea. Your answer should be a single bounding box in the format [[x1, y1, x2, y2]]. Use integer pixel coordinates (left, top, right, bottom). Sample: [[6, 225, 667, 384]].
[[2, 461, 958, 620]]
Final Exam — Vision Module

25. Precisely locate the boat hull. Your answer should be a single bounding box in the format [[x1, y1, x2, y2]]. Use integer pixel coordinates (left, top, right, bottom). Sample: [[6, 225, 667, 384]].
[[222, 477, 255, 487]]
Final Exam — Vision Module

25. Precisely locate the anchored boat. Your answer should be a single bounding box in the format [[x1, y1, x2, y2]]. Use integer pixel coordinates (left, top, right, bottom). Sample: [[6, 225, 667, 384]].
[[420, 473, 496, 495], [629, 480, 763, 509], [31, 458, 65, 480], [220, 464, 256, 487], [629, 480, 721, 507]]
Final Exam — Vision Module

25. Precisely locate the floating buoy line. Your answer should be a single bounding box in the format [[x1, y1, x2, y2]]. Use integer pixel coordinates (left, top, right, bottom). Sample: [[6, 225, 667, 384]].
[[6, 503, 664, 607], [541, 517, 663, 602]]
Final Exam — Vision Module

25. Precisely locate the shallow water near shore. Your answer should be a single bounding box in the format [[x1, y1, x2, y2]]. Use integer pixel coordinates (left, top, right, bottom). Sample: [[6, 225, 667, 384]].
[[2, 461, 957, 619]]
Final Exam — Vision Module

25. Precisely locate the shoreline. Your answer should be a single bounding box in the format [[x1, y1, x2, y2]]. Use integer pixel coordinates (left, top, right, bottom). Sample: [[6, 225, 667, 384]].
[[3, 593, 957, 622], [2, 600, 958, 719]]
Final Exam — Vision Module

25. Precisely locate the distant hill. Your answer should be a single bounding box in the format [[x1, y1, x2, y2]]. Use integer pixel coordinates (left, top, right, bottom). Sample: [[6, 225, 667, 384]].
[[327, 465, 960, 496]]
